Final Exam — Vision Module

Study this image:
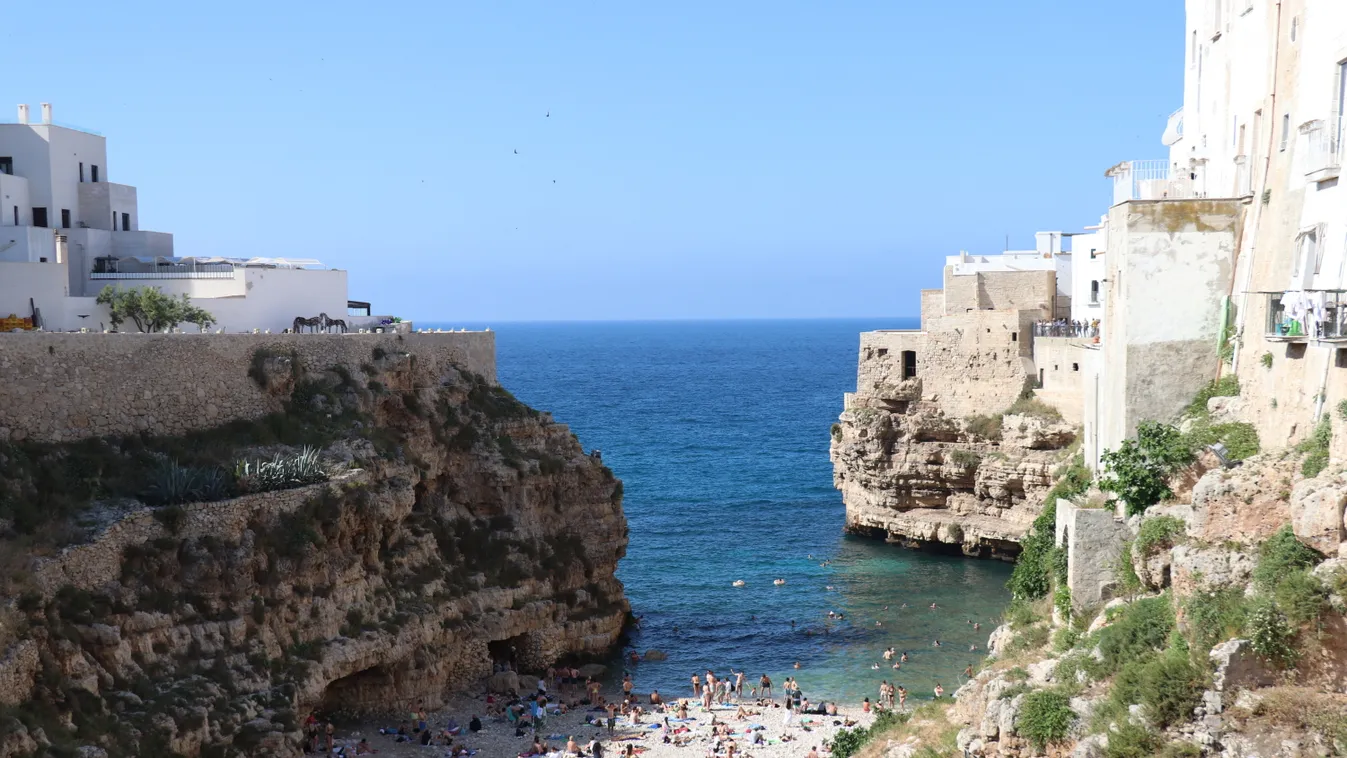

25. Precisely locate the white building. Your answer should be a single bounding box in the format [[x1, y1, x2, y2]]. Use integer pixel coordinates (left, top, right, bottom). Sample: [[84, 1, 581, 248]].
[[946, 231, 1075, 314], [1, 104, 387, 333]]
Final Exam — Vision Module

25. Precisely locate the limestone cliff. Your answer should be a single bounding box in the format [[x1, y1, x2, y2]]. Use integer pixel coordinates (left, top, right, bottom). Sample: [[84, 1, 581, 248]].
[[0, 343, 627, 757], [831, 394, 1076, 560]]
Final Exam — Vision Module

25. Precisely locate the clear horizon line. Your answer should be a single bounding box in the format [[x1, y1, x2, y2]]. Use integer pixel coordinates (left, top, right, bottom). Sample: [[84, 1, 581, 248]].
[[409, 315, 921, 325]]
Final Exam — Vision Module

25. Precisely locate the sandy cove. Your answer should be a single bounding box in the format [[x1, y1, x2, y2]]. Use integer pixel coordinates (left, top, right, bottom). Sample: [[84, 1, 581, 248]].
[[328, 695, 881, 758]]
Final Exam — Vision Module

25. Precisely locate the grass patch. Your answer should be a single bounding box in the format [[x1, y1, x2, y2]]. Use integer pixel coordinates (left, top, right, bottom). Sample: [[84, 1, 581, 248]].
[[1183, 586, 1248, 650], [965, 414, 1003, 441], [1185, 375, 1240, 419], [1296, 416, 1332, 478], [1006, 396, 1063, 420], [1134, 515, 1186, 557]]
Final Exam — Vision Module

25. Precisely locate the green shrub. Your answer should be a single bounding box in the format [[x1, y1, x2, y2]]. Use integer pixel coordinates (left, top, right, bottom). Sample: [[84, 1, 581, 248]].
[[1016, 690, 1076, 750], [1339, 399, 1347, 420], [1116, 541, 1143, 596], [1272, 569, 1328, 626], [966, 414, 1003, 441], [1004, 600, 1043, 628], [1246, 596, 1297, 666], [1255, 526, 1323, 586], [1184, 587, 1248, 650], [1185, 375, 1240, 419], [1096, 596, 1174, 674], [1297, 416, 1332, 478], [1104, 720, 1161, 758], [1007, 456, 1090, 601], [830, 423, 842, 442], [1184, 420, 1261, 461], [1100, 422, 1193, 515], [1004, 666, 1030, 682], [1138, 650, 1203, 728], [1261, 352, 1274, 369], [826, 709, 909, 758], [1135, 516, 1186, 557], [1160, 742, 1202, 758], [949, 449, 981, 469]]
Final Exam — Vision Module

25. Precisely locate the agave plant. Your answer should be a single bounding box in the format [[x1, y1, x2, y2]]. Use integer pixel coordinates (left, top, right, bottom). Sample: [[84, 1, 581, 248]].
[[145, 460, 202, 505], [235, 447, 328, 494]]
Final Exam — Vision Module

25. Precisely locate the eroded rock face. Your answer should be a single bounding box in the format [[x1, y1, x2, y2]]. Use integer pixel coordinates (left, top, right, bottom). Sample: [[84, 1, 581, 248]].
[[831, 399, 1075, 558], [0, 359, 628, 757], [1289, 473, 1347, 555], [1189, 456, 1296, 545]]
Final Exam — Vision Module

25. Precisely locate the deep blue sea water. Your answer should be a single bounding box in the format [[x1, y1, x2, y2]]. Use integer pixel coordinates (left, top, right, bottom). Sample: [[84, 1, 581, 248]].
[[422, 319, 1013, 704]]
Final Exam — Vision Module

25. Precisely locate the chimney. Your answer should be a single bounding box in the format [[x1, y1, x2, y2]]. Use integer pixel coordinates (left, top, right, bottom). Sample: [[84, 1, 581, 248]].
[[17, 104, 28, 125], [55, 234, 68, 265], [40, 103, 52, 125]]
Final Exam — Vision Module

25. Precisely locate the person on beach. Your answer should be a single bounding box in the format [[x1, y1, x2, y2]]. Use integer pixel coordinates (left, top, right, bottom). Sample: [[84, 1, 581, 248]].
[[677, 700, 689, 719], [622, 673, 633, 699], [650, 689, 662, 705], [759, 673, 773, 700], [898, 686, 907, 710], [733, 669, 745, 698], [691, 672, 701, 697], [806, 747, 820, 758], [606, 702, 617, 734], [862, 697, 871, 713], [325, 721, 335, 753], [934, 683, 945, 699]]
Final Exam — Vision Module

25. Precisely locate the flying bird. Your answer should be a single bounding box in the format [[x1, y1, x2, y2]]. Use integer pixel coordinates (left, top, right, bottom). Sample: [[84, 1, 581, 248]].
[[514, 149, 518, 154], [546, 110, 550, 117]]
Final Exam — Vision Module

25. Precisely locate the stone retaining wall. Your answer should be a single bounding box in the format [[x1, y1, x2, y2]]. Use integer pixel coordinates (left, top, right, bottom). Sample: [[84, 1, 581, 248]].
[[0, 331, 495, 443]]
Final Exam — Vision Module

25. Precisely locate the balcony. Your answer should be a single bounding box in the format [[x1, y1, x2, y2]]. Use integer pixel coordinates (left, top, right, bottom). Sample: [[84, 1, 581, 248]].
[[1266, 291, 1347, 342], [1107, 160, 1198, 205], [1161, 108, 1184, 146], [1301, 120, 1341, 183], [90, 256, 238, 280]]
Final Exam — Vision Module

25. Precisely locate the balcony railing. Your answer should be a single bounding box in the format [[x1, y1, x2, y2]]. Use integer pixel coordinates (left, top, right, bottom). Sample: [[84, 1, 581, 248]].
[[1301, 120, 1341, 182], [89, 271, 237, 280], [1267, 291, 1347, 340], [1033, 320, 1100, 339], [1108, 160, 1199, 204]]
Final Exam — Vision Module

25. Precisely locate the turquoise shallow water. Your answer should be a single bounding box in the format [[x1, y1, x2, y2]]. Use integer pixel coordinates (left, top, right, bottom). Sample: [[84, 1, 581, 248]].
[[423, 319, 1013, 704]]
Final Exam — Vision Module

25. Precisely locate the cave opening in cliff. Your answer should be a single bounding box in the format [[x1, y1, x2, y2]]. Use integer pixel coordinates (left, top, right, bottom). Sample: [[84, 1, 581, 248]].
[[320, 664, 398, 714], [488, 635, 530, 668]]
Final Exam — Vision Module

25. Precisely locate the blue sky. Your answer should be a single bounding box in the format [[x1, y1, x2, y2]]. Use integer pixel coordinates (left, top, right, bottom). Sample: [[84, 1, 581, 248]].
[[6, 0, 1183, 321]]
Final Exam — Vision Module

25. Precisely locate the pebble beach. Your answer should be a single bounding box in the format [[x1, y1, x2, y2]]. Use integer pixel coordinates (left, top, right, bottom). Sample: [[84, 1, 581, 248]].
[[332, 693, 880, 758]]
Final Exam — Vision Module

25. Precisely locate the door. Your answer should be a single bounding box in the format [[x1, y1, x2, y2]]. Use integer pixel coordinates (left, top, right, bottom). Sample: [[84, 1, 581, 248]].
[[31, 207, 47, 228]]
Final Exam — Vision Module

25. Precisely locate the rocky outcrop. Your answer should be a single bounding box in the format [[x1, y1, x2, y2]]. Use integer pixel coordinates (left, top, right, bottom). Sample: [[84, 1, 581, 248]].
[[831, 397, 1076, 558], [1188, 455, 1296, 545], [0, 350, 627, 757], [1289, 472, 1347, 554]]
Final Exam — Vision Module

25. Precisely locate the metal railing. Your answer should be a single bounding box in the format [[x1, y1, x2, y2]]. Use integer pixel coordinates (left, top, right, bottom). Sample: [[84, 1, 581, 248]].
[[1266, 291, 1347, 339], [1109, 160, 1198, 204], [1301, 120, 1341, 179], [1033, 320, 1100, 339], [90, 270, 236, 280]]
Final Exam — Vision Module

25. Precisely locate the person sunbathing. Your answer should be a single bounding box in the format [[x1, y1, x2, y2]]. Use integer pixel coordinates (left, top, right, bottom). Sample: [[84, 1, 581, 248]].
[[735, 705, 749, 720]]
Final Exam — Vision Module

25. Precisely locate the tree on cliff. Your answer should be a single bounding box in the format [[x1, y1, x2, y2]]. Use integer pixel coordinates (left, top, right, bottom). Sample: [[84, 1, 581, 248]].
[[96, 285, 216, 333]]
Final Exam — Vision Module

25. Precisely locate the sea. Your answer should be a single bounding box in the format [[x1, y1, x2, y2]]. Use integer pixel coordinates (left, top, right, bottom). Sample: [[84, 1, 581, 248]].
[[422, 319, 1013, 704]]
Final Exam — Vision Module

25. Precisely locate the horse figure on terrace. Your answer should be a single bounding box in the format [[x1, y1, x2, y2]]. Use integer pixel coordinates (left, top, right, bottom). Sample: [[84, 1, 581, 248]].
[[293, 316, 320, 333]]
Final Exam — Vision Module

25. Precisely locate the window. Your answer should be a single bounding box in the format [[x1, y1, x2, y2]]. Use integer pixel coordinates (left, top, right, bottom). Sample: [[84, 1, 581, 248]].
[[79, 162, 84, 182], [1337, 348, 1347, 369], [0, 157, 11, 175], [1011, 332, 1018, 342], [1072, 363, 1080, 372], [60, 209, 70, 228], [121, 212, 130, 231], [1294, 226, 1324, 275], [1280, 113, 1291, 151], [31, 208, 47, 228], [1191, 30, 1198, 65], [1290, 16, 1298, 42], [91, 165, 99, 183], [875, 348, 888, 357], [1090, 280, 1100, 303], [901, 351, 917, 380]]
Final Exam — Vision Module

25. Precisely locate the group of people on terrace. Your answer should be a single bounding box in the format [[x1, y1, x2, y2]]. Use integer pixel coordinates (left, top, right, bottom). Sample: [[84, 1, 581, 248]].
[[1032, 318, 1100, 338]]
